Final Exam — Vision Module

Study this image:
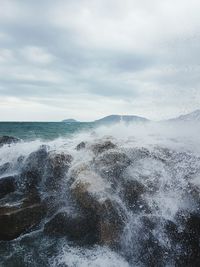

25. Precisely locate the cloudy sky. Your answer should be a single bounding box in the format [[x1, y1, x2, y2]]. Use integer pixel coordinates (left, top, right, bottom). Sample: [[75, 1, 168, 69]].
[[0, 0, 200, 121]]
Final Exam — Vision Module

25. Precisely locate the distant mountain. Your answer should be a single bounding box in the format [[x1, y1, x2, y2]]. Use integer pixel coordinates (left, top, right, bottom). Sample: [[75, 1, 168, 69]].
[[168, 109, 200, 122], [62, 115, 149, 124], [94, 115, 149, 125], [62, 110, 200, 125], [62, 119, 79, 123]]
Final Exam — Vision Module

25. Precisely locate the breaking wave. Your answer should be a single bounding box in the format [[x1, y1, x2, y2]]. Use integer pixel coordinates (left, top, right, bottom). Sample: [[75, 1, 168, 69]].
[[0, 121, 200, 266]]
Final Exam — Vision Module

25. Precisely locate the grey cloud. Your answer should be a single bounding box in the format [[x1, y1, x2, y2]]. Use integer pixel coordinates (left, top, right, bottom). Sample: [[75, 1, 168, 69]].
[[0, 0, 200, 120]]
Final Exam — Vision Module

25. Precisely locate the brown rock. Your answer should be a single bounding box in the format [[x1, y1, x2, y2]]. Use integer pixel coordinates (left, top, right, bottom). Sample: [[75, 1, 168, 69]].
[[0, 202, 46, 240]]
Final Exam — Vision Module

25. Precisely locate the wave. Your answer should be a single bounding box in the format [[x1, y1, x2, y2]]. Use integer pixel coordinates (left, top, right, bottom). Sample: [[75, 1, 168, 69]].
[[0, 121, 200, 266]]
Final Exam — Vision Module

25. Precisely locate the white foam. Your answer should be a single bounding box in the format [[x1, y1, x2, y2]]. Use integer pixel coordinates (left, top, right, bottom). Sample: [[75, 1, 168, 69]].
[[50, 245, 130, 267]]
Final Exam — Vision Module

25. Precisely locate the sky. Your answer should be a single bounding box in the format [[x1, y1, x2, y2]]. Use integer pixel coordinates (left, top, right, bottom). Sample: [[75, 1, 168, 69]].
[[0, 0, 200, 121]]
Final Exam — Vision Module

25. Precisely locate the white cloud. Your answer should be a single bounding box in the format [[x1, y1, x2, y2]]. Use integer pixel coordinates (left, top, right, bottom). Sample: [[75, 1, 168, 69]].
[[21, 46, 55, 64], [51, 0, 200, 52], [0, 49, 14, 63], [0, 0, 199, 120]]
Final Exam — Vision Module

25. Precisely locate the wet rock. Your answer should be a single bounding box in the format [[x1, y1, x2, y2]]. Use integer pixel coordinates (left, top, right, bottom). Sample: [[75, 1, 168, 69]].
[[76, 142, 86, 151], [45, 152, 73, 190], [0, 136, 20, 147], [133, 215, 171, 267], [0, 162, 11, 176], [91, 140, 116, 155], [20, 146, 49, 191], [98, 199, 126, 247], [173, 211, 200, 266], [128, 147, 151, 161], [71, 171, 126, 247], [71, 170, 109, 211], [0, 201, 46, 241], [42, 195, 66, 217], [94, 150, 131, 184], [123, 180, 146, 206], [44, 211, 98, 244], [0, 176, 16, 199], [122, 180, 150, 212]]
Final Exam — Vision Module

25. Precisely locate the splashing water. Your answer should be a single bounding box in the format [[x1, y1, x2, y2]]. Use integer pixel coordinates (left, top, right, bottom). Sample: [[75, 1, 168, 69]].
[[0, 121, 200, 266]]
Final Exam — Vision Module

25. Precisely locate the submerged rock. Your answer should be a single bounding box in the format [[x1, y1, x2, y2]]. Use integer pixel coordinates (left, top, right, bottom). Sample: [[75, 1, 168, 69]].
[[0, 176, 16, 199], [0, 136, 20, 147]]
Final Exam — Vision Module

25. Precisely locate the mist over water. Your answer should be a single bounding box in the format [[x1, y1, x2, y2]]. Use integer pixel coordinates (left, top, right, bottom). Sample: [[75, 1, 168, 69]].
[[0, 121, 200, 267]]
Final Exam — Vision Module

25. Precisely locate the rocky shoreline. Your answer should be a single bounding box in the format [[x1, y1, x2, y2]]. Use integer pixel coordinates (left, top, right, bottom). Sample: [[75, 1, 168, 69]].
[[0, 136, 200, 266]]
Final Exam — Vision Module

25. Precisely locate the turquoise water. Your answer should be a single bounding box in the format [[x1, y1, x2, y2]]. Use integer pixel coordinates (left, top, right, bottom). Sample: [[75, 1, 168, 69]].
[[0, 122, 94, 140]]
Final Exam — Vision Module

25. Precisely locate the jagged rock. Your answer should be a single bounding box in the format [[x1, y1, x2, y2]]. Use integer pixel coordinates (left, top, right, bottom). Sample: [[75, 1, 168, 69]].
[[123, 180, 146, 205], [20, 146, 49, 191], [94, 150, 131, 184], [132, 215, 171, 266], [128, 147, 151, 161], [76, 142, 86, 151], [0, 162, 11, 176], [98, 199, 126, 247], [0, 200, 46, 241], [44, 211, 98, 244], [45, 152, 73, 190], [122, 179, 150, 212], [174, 211, 200, 266], [91, 140, 116, 155], [0, 176, 16, 199], [71, 170, 109, 210], [71, 171, 126, 247], [0, 136, 20, 147], [69, 163, 90, 181]]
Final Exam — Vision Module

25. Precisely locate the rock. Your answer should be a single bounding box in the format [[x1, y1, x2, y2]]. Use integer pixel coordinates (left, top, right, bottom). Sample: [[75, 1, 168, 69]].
[[169, 211, 200, 266], [71, 171, 126, 247], [122, 179, 150, 212], [0, 136, 20, 147], [44, 211, 98, 244], [76, 142, 86, 151], [0, 162, 11, 176], [91, 140, 116, 155], [132, 215, 171, 266], [44, 152, 73, 191], [128, 147, 151, 161], [71, 170, 109, 210], [98, 199, 126, 247], [123, 180, 146, 205], [0, 176, 16, 199], [20, 146, 49, 191], [0, 201, 46, 241], [94, 150, 131, 185]]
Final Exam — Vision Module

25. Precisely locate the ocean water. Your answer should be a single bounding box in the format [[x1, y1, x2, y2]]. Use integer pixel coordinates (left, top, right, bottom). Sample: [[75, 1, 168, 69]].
[[0, 122, 94, 140], [0, 121, 200, 267]]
